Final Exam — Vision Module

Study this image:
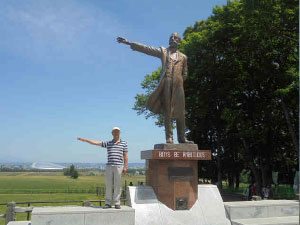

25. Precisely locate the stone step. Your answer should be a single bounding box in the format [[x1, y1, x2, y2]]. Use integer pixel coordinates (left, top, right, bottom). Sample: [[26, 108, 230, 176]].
[[30, 206, 135, 225], [231, 216, 299, 225], [7, 222, 31, 225], [225, 200, 299, 220]]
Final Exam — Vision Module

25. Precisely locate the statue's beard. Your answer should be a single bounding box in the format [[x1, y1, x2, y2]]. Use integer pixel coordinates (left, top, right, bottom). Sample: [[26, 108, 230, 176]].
[[169, 42, 178, 48]]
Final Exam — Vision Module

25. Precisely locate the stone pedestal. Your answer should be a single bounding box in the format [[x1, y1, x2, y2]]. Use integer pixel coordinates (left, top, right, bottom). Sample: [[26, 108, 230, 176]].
[[127, 185, 231, 225], [141, 144, 211, 210]]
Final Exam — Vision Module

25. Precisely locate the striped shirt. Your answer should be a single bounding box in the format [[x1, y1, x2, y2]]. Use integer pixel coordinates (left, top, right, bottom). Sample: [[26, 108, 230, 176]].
[[101, 139, 128, 166]]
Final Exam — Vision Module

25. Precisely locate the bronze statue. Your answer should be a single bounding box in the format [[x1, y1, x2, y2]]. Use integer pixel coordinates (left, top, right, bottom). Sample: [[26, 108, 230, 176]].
[[117, 33, 193, 144]]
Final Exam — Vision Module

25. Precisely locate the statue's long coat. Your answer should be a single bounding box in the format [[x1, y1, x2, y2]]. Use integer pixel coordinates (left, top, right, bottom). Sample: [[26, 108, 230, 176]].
[[130, 42, 188, 119]]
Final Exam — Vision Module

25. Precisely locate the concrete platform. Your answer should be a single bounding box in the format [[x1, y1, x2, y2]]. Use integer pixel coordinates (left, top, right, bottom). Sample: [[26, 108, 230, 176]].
[[7, 222, 31, 225], [30, 205, 134, 225], [231, 216, 299, 225], [127, 184, 231, 225], [224, 200, 299, 220]]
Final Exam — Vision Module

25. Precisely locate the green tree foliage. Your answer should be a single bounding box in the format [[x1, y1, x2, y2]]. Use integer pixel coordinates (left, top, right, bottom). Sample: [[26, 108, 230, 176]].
[[133, 0, 298, 193], [71, 169, 79, 179], [70, 164, 75, 176], [133, 68, 164, 127], [63, 168, 70, 176], [181, 0, 298, 191], [64, 164, 79, 179]]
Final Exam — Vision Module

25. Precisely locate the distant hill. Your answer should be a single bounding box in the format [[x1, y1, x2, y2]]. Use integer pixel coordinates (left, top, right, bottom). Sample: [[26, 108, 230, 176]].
[[0, 155, 25, 163]]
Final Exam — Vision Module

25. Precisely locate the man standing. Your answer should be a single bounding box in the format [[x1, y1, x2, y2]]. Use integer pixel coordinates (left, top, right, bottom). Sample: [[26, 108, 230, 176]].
[[77, 127, 128, 209], [117, 33, 193, 144]]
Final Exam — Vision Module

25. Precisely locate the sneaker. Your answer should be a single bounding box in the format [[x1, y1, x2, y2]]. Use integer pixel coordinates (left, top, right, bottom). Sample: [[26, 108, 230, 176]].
[[103, 204, 111, 209], [115, 205, 121, 209]]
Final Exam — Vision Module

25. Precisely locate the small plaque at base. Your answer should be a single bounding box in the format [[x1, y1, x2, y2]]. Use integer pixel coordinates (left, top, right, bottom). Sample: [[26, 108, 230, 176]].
[[176, 197, 188, 210]]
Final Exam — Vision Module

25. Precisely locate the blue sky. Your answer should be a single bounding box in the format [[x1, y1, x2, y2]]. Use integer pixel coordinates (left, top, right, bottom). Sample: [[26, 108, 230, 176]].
[[0, 0, 227, 163]]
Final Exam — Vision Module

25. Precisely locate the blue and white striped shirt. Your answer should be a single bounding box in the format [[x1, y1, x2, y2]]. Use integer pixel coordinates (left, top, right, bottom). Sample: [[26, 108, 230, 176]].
[[101, 139, 128, 166]]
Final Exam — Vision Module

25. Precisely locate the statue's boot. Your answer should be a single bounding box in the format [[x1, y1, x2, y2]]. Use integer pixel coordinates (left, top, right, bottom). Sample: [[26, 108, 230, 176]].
[[176, 117, 194, 144], [165, 115, 174, 144], [178, 138, 194, 144], [166, 138, 174, 144]]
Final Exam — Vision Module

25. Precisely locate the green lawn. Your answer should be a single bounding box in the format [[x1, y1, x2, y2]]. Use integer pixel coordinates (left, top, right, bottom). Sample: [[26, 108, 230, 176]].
[[0, 172, 145, 194], [0, 172, 145, 224]]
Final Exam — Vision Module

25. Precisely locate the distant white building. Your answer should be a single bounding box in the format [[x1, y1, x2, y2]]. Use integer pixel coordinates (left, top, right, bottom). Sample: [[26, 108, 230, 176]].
[[31, 162, 66, 170]]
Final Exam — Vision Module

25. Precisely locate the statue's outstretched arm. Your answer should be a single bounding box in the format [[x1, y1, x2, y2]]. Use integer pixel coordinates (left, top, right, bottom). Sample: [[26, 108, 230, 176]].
[[117, 36, 162, 58], [117, 37, 131, 45]]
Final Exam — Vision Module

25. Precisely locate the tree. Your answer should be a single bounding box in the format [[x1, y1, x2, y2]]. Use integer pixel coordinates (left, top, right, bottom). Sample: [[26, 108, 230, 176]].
[[64, 164, 79, 179], [71, 169, 79, 179], [63, 168, 70, 176], [133, 68, 164, 127], [181, 0, 298, 192]]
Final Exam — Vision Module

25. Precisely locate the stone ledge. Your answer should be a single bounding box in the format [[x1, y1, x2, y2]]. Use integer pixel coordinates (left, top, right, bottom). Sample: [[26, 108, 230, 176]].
[[224, 200, 299, 207], [154, 143, 199, 151], [225, 200, 299, 220], [31, 206, 135, 225], [231, 216, 299, 225], [31, 206, 134, 214], [7, 222, 31, 225]]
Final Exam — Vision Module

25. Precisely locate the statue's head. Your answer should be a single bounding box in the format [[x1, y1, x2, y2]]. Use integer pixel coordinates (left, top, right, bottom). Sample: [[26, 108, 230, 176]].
[[169, 32, 181, 48]]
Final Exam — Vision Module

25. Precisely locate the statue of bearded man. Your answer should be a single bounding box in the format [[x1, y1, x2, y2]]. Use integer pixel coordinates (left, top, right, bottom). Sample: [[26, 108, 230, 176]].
[[117, 33, 193, 144]]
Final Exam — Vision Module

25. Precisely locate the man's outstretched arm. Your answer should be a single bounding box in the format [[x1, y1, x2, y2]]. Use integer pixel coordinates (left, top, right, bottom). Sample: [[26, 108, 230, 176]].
[[117, 36, 162, 58], [77, 137, 102, 146]]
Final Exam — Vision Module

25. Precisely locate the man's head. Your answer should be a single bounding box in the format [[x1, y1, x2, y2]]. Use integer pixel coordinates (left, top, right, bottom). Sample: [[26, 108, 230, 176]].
[[169, 32, 181, 48], [112, 127, 120, 140]]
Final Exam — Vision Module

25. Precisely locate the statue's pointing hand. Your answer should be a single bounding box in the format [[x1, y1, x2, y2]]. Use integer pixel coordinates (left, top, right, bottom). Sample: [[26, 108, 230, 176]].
[[117, 37, 131, 45]]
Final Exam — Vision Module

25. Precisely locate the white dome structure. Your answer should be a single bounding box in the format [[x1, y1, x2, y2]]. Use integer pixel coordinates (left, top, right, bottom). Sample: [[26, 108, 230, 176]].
[[31, 162, 66, 170]]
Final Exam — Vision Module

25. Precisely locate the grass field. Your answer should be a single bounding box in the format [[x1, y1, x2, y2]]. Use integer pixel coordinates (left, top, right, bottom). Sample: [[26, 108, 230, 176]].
[[0, 172, 145, 194], [0, 172, 296, 224], [0, 172, 145, 225]]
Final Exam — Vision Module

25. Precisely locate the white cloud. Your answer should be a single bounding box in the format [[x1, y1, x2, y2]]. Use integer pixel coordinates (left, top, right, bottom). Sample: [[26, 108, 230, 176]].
[[0, 0, 127, 63]]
